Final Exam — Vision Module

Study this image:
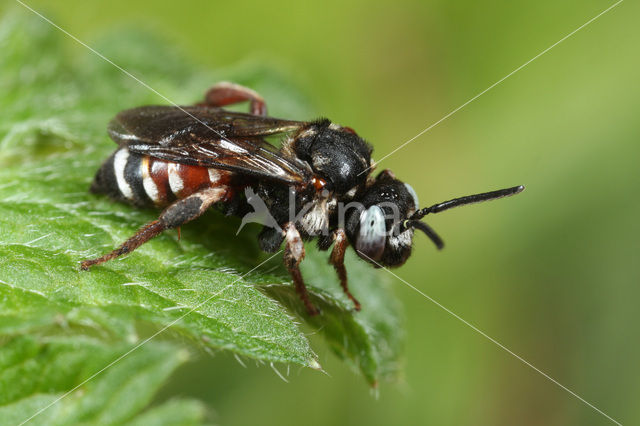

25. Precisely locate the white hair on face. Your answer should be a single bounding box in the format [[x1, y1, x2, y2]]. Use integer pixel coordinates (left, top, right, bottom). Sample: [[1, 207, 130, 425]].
[[388, 228, 414, 251]]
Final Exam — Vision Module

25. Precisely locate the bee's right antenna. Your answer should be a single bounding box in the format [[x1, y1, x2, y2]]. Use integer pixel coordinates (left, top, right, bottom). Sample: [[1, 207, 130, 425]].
[[411, 185, 524, 220], [408, 220, 445, 250]]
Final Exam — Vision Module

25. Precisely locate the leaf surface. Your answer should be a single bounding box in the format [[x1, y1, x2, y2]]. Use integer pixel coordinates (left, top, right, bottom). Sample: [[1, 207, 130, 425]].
[[0, 15, 403, 424]]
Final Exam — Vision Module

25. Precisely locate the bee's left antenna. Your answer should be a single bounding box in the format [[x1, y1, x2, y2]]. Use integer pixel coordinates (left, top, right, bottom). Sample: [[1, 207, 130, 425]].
[[412, 185, 524, 220]]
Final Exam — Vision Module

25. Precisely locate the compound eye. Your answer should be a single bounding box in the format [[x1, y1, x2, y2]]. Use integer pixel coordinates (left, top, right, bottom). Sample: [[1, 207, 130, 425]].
[[355, 205, 387, 261], [404, 183, 419, 209]]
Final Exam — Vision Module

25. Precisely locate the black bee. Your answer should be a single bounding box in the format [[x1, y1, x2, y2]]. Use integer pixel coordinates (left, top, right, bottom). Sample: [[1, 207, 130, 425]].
[[82, 82, 524, 315]]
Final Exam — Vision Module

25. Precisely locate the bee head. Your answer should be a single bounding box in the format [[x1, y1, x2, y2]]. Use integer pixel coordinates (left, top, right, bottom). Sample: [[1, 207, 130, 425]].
[[345, 170, 422, 267], [346, 170, 525, 267]]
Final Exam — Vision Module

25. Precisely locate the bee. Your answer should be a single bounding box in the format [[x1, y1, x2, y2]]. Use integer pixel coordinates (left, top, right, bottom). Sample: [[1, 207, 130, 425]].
[[81, 82, 524, 315]]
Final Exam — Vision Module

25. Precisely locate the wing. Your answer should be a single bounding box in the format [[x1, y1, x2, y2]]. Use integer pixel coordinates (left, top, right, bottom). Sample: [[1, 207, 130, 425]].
[[107, 105, 312, 184]]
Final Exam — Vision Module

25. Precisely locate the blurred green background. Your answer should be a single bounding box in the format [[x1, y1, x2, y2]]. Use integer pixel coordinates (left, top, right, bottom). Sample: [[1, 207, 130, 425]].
[[6, 0, 639, 424]]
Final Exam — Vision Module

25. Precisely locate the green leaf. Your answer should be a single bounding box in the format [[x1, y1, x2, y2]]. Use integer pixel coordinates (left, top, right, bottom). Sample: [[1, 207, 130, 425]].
[[0, 150, 318, 367], [0, 336, 207, 425], [265, 247, 404, 386], [0, 9, 403, 415]]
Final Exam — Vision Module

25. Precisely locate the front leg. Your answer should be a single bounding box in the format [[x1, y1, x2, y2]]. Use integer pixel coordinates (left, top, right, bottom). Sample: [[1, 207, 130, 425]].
[[329, 228, 361, 311], [199, 82, 267, 116], [81, 186, 228, 270], [283, 222, 319, 316]]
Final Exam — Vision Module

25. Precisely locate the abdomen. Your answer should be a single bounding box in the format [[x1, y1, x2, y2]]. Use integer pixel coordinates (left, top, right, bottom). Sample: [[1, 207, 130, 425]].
[[91, 147, 232, 208]]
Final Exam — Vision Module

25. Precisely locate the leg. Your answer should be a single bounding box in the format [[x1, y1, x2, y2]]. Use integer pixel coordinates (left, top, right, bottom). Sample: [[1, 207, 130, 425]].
[[199, 82, 267, 116], [329, 228, 361, 311], [283, 222, 319, 316], [81, 187, 228, 270]]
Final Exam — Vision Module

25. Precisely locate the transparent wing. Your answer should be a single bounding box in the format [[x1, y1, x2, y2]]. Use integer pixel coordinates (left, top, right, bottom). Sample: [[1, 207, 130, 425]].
[[108, 105, 311, 184]]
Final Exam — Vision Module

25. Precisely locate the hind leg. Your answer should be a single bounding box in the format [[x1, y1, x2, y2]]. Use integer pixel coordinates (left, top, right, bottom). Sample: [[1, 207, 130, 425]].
[[199, 82, 267, 116], [81, 186, 228, 270]]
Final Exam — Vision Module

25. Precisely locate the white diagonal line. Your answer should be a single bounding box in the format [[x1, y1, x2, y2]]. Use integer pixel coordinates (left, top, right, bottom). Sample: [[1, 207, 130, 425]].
[[363, 0, 623, 174], [14, 1, 624, 424], [357, 250, 622, 426], [14, 0, 239, 147], [12, 3, 293, 425], [17, 250, 284, 426]]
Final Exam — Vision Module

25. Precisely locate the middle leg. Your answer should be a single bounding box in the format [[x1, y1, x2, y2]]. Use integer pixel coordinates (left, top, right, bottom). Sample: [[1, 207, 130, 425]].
[[283, 222, 319, 316], [329, 228, 361, 311]]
